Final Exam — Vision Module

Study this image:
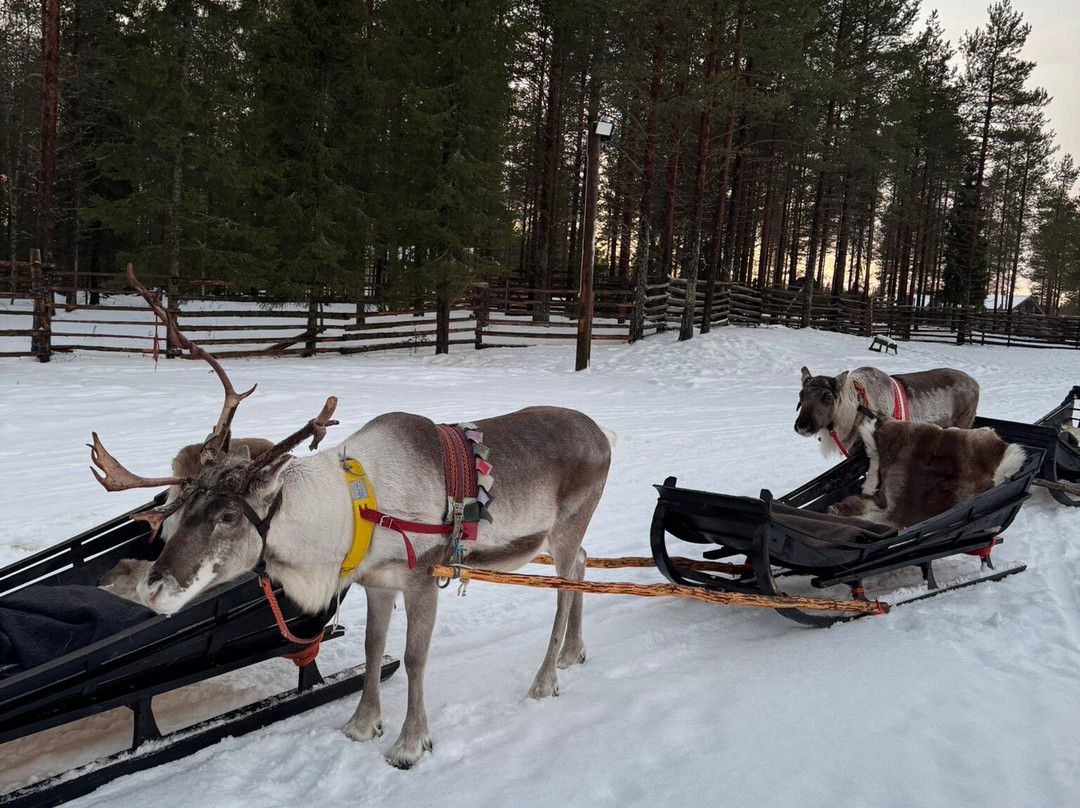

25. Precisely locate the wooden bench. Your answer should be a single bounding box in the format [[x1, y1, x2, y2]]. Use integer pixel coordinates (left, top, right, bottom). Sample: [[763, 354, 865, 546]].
[[868, 334, 898, 354]]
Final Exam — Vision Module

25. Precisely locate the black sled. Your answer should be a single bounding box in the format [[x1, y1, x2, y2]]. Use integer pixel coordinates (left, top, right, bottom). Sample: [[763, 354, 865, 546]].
[[651, 428, 1043, 627], [0, 493, 398, 808]]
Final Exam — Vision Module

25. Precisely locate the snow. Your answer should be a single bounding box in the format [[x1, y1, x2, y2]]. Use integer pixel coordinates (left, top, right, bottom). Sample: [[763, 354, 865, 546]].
[[2, 326, 1079, 808]]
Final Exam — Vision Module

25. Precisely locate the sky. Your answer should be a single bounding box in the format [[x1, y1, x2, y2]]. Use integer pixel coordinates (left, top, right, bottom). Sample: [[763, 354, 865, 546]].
[[932, 0, 1080, 167]]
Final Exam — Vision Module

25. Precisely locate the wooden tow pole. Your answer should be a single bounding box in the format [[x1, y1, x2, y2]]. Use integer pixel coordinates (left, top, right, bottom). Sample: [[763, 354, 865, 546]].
[[1032, 478, 1080, 497], [531, 553, 747, 575], [428, 564, 885, 615]]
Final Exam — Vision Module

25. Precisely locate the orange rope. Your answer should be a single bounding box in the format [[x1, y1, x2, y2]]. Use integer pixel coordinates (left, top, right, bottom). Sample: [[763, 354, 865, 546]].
[[259, 576, 323, 666]]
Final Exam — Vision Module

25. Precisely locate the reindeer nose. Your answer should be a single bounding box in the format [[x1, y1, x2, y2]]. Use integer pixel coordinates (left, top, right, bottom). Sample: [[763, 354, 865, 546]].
[[146, 570, 163, 587]]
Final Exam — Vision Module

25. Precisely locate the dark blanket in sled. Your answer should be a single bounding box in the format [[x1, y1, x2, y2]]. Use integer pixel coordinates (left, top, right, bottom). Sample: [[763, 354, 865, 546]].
[[0, 585, 153, 675]]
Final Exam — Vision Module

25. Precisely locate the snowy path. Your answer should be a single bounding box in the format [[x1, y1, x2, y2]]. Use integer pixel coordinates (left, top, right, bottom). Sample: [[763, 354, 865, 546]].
[[1, 327, 1078, 808]]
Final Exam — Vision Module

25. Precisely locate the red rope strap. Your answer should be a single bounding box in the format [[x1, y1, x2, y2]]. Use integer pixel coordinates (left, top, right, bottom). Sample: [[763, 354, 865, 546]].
[[259, 575, 323, 667], [829, 428, 850, 458]]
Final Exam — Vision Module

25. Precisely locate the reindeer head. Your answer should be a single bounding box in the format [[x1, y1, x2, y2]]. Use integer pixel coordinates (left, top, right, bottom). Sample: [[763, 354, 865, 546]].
[[89, 266, 338, 613], [794, 366, 849, 437]]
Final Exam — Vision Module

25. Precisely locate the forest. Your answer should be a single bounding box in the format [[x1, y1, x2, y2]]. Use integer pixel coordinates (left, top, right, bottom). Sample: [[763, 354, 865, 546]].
[[2, 0, 1080, 342]]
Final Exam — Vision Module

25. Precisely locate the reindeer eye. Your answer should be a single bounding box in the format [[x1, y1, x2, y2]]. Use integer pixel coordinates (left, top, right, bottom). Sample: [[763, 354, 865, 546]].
[[220, 512, 237, 524], [823, 392, 834, 404]]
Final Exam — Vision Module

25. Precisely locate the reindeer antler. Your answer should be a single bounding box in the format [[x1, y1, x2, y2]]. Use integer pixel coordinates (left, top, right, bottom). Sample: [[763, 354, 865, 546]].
[[126, 264, 256, 460], [88, 432, 187, 492], [129, 482, 202, 537], [241, 397, 340, 486]]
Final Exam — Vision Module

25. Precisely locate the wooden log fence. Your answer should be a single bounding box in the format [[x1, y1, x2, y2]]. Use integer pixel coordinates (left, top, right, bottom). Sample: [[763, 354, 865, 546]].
[[2, 259, 1078, 359]]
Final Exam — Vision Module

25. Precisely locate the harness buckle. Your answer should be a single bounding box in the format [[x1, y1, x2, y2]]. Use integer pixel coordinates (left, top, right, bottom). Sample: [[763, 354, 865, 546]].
[[451, 500, 465, 541]]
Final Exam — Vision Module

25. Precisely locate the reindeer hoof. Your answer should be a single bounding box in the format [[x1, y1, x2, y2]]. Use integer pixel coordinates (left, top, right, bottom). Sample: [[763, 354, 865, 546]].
[[557, 644, 586, 669], [527, 674, 559, 699], [385, 735, 432, 769], [342, 715, 383, 742]]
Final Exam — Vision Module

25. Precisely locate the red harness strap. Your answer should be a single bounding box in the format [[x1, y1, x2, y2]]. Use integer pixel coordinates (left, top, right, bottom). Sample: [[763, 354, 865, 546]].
[[891, 377, 909, 421], [354, 424, 482, 569], [436, 424, 480, 541], [358, 507, 452, 569], [830, 382, 871, 458]]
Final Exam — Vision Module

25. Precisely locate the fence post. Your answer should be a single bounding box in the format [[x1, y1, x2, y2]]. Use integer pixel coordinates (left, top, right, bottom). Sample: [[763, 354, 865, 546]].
[[473, 283, 490, 349], [164, 291, 180, 358], [304, 296, 319, 357], [29, 249, 52, 362]]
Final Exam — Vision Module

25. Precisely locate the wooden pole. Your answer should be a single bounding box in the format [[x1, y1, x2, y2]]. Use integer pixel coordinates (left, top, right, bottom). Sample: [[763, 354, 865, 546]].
[[1032, 478, 1080, 497], [530, 553, 746, 575], [29, 248, 51, 362], [575, 122, 601, 371], [428, 565, 884, 614]]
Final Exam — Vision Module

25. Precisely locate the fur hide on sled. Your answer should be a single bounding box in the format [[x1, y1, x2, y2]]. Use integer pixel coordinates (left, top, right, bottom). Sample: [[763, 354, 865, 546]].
[[828, 419, 1026, 529]]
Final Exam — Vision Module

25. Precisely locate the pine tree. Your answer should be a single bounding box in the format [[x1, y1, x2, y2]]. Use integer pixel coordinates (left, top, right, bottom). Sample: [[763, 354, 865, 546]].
[[83, 0, 263, 290], [1029, 155, 1080, 314], [371, 0, 514, 351]]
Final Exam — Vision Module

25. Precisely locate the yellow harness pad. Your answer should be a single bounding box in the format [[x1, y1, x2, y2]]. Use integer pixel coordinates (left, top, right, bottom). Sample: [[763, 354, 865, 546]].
[[340, 458, 377, 577]]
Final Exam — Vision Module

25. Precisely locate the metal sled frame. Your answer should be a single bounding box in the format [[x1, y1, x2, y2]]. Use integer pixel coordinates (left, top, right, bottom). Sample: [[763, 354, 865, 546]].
[[651, 434, 1042, 627], [975, 386, 1080, 507], [0, 494, 399, 808]]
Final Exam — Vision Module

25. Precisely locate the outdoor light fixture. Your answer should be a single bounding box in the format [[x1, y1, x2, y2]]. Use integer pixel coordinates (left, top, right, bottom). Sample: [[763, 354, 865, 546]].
[[594, 120, 614, 141]]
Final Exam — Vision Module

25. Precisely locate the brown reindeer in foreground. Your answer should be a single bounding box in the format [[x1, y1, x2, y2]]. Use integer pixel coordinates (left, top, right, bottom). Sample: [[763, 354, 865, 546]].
[[90, 267, 614, 768]]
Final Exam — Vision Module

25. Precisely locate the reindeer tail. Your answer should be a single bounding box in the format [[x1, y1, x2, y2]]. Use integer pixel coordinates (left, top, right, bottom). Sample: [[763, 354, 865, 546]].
[[600, 428, 618, 450]]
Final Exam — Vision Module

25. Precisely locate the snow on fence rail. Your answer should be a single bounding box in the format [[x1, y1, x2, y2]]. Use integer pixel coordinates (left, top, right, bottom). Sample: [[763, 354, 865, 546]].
[[2, 258, 1077, 361]]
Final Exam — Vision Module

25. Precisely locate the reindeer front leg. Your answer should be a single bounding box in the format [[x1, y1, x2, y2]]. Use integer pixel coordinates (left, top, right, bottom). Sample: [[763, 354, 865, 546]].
[[385, 577, 438, 769], [343, 586, 396, 742]]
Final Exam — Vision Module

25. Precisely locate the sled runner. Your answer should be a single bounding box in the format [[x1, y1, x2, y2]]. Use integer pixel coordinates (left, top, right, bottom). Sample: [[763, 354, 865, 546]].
[[974, 386, 1080, 507], [650, 432, 1043, 627], [0, 493, 399, 808]]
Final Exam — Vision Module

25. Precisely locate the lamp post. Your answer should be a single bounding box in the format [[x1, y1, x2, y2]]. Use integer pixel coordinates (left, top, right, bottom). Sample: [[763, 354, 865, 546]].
[[575, 119, 613, 372]]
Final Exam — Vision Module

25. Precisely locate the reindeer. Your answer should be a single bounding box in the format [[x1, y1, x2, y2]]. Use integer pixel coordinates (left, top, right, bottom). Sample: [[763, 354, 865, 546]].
[[795, 366, 979, 458], [88, 267, 614, 769]]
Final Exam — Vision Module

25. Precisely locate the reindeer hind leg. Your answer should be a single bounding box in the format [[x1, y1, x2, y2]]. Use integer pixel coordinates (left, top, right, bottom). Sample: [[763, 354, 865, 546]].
[[528, 497, 599, 696], [556, 545, 587, 669]]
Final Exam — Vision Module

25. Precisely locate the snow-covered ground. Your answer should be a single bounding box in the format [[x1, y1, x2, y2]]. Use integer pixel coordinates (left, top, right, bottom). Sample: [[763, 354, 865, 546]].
[[1, 327, 1078, 808]]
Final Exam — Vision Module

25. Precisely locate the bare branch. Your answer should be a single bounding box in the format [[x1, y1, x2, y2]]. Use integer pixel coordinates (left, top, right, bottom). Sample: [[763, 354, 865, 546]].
[[88, 433, 186, 492]]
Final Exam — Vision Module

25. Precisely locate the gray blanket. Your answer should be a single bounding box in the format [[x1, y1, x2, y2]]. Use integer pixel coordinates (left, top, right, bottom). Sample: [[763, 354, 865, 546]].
[[0, 584, 154, 675], [771, 501, 897, 546]]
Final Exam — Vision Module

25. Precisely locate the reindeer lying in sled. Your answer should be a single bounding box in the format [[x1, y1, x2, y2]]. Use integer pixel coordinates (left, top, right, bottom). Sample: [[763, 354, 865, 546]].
[[89, 267, 614, 769]]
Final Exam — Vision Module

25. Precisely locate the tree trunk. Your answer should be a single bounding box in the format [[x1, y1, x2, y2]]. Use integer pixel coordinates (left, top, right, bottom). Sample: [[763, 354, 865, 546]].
[[38, 0, 61, 265], [631, 25, 665, 343], [701, 0, 745, 334], [678, 11, 720, 341]]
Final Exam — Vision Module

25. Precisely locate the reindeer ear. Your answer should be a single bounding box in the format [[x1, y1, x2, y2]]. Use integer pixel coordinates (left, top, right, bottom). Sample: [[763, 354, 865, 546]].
[[800, 366, 812, 384], [228, 444, 253, 462], [244, 454, 292, 499], [834, 371, 849, 390]]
